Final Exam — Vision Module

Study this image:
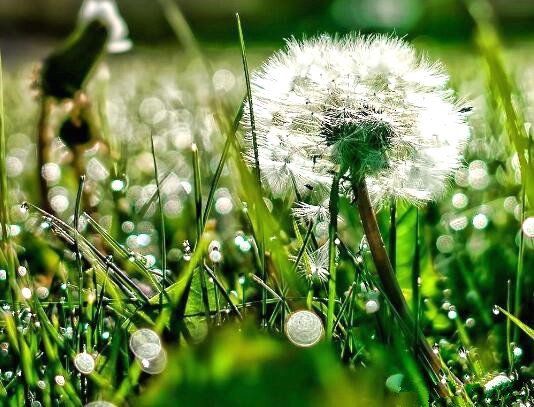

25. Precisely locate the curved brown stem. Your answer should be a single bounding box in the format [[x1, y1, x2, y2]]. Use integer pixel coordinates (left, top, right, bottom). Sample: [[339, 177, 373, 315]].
[[353, 177, 446, 397]]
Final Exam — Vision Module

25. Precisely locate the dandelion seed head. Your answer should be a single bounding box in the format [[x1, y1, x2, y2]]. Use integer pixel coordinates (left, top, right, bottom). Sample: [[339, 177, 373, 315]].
[[241, 34, 469, 207], [296, 243, 330, 283]]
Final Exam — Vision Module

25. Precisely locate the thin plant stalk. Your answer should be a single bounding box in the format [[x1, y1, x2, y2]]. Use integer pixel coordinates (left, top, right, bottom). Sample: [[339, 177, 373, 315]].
[[150, 132, 167, 310], [0, 52, 18, 307], [506, 279, 513, 372], [192, 143, 210, 319], [412, 208, 421, 345], [37, 96, 54, 214], [326, 168, 343, 341], [291, 219, 314, 275], [202, 104, 244, 228], [237, 13, 267, 325], [513, 131, 531, 342], [74, 175, 85, 352]]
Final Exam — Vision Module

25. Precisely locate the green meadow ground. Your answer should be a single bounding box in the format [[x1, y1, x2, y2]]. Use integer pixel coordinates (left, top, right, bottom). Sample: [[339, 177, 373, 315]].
[[0, 9, 533, 407]]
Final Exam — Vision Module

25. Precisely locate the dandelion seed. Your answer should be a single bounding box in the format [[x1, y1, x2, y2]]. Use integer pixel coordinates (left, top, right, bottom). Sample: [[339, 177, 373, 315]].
[[292, 201, 331, 223], [241, 34, 470, 206], [297, 244, 329, 283]]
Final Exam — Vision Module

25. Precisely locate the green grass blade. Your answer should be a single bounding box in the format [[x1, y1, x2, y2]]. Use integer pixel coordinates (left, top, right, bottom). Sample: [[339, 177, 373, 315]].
[[150, 131, 167, 309], [192, 143, 210, 319], [496, 305, 534, 341], [0, 52, 9, 243], [74, 175, 85, 352]]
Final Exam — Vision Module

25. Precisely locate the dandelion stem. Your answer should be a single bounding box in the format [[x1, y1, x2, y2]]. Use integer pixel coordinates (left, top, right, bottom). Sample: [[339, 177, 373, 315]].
[[389, 199, 396, 273], [352, 176, 444, 395], [326, 168, 342, 341]]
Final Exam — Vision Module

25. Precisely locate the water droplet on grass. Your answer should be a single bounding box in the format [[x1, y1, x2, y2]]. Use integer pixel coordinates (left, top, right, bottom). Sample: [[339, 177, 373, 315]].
[[285, 310, 324, 347]]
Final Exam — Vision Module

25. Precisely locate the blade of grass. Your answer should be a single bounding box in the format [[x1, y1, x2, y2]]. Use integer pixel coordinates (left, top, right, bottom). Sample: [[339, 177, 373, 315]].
[[0, 52, 8, 246], [192, 143, 210, 319], [203, 263, 242, 320], [74, 175, 85, 352], [202, 103, 244, 228], [506, 279, 512, 372], [0, 52, 17, 308], [496, 305, 534, 340], [326, 168, 343, 341], [514, 130, 531, 342], [150, 132, 167, 310], [412, 208, 421, 345], [237, 13, 267, 326]]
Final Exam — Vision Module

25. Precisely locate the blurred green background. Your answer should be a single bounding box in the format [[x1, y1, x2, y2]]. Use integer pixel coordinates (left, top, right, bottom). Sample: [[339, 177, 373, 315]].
[[1, 0, 534, 48]]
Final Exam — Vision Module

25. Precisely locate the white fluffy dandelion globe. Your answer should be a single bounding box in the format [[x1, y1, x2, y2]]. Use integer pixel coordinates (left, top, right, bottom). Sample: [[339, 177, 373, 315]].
[[241, 34, 470, 207]]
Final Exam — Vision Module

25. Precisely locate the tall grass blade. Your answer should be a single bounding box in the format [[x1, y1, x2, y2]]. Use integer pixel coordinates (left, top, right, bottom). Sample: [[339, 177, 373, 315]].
[[192, 143, 210, 319], [150, 132, 167, 309], [236, 13, 268, 325], [495, 305, 534, 340]]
